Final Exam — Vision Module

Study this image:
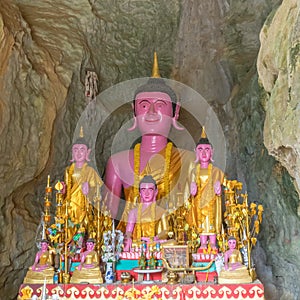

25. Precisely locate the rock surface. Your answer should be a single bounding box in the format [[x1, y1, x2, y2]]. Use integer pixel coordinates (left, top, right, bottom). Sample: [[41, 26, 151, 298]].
[[257, 0, 300, 201], [0, 0, 299, 299]]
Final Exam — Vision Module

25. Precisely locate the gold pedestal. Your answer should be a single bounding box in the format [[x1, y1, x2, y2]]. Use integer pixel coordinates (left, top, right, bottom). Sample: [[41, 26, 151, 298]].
[[70, 268, 103, 284], [218, 268, 252, 284], [63, 273, 71, 284], [23, 269, 54, 284]]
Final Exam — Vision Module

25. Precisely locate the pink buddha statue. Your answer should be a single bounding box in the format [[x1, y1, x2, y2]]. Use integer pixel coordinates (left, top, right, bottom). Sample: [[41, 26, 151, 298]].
[[70, 238, 103, 284], [187, 127, 224, 249], [104, 53, 194, 232], [123, 175, 169, 251], [218, 236, 252, 283], [23, 239, 54, 283], [64, 127, 103, 234]]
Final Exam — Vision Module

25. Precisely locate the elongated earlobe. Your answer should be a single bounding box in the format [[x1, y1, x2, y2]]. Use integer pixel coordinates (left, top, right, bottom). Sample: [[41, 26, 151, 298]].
[[210, 149, 214, 162], [172, 117, 184, 130], [173, 102, 184, 130], [86, 148, 91, 162], [128, 115, 137, 131]]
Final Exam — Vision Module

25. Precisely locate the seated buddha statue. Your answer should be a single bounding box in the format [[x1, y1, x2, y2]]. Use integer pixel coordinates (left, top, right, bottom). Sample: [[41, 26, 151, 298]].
[[23, 239, 54, 283], [218, 236, 252, 284], [70, 238, 103, 284], [123, 175, 175, 252]]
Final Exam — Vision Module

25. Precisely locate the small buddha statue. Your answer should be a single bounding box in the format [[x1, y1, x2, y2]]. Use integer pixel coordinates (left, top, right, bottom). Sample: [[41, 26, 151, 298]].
[[23, 239, 54, 284], [64, 127, 103, 240], [70, 238, 103, 284], [218, 236, 252, 284], [187, 127, 224, 249], [123, 175, 175, 252]]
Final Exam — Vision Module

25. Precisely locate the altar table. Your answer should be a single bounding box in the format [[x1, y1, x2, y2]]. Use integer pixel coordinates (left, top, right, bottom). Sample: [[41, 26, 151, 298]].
[[18, 281, 264, 299]]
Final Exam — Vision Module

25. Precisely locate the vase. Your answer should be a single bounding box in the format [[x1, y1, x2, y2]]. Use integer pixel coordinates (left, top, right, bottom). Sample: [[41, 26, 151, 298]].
[[105, 262, 114, 283]]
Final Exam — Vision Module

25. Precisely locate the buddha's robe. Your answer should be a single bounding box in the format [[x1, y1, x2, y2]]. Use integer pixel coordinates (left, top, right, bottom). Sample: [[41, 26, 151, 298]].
[[186, 164, 224, 235], [65, 162, 103, 225], [117, 145, 194, 233], [70, 250, 103, 284], [130, 203, 168, 241]]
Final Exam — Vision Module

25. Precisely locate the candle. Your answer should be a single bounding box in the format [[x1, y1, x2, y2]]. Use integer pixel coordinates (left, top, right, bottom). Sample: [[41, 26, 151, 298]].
[[42, 221, 46, 240], [221, 224, 225, 250], [96, 184, 100, 198], [112, 219, 115, 234], [41, 277, 46, 300]]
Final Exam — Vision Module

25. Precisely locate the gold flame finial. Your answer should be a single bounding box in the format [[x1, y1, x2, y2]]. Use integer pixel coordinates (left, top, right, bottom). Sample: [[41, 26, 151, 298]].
[[151, 51, 161, 78], [55, 180, 64, 192], [79, 126, 84, 138], [201, 126, 207, 138]]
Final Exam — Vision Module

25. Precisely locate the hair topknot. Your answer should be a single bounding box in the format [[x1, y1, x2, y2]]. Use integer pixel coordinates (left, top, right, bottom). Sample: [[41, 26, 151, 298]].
[[134, 78, 177, 104]]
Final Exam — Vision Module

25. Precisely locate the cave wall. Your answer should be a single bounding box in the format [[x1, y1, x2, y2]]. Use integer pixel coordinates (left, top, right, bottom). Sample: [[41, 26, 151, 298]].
[[257, 0, 300, 201], [255, 1, 300, 298], [173, 2, 300, 298], [0, 0, 299, 299]]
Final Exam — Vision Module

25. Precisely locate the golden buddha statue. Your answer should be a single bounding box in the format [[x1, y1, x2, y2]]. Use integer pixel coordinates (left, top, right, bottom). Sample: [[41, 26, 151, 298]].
[[23, 240, 54, 284], [70, 238, 103, 284], [64, 127, 103, 239], [187, 127, 224, 249], [123, 176, 175, 251], [218, 237, 252, 284]]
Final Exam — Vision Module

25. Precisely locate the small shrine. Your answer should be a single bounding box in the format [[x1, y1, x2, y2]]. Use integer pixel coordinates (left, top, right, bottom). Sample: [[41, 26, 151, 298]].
[[18, 54, 265, 300]]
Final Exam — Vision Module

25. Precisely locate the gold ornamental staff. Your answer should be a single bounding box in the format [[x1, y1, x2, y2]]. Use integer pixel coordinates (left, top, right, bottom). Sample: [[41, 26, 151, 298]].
[[244, 193, 252, 272], [63, 172, 70, 283], [96, 185, 101, 257]]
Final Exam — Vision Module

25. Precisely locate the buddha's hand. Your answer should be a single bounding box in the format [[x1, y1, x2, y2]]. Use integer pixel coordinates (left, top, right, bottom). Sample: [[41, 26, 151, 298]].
[[141, 237, 150, 242], [78, 264, 82, 271], [214, 181, 221, 196], [190, 182, 197, 196], [82, 182, 89, 196], [32, 265, 37, 271], [123, 237, 132, 252]]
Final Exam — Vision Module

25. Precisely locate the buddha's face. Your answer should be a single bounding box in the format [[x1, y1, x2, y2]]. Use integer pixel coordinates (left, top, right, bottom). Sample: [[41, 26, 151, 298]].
[[134, 92, 173, 137], [41, 242, 48, 251], [139, 182, 158, 203], [86, 241, 95, 251], [228, 238, 237, 250], [196, 144, 213, 164], [72, 144, 88, 164]]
